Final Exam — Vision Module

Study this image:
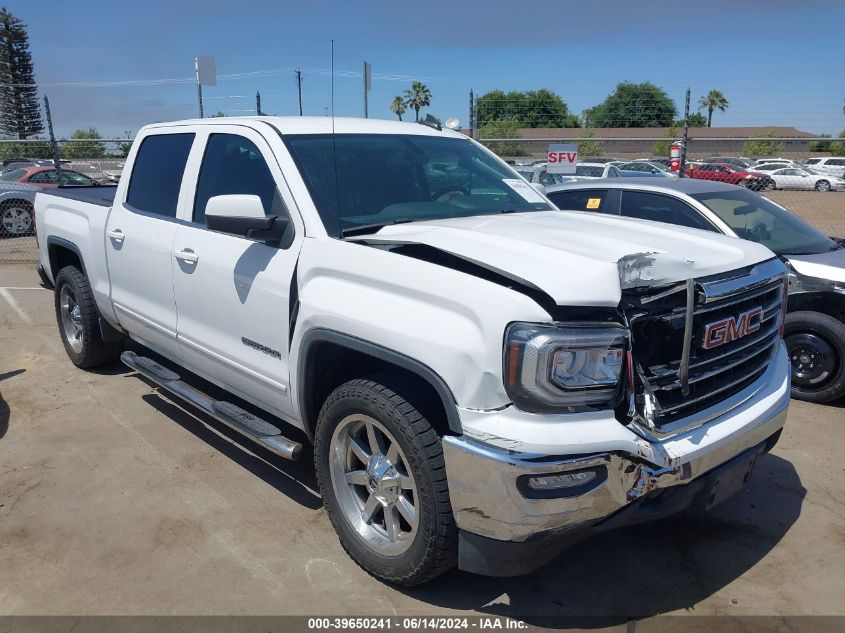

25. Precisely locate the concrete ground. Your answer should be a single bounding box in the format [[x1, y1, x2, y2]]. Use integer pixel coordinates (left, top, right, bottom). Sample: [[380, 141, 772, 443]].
[[1, 265, 844, 623]]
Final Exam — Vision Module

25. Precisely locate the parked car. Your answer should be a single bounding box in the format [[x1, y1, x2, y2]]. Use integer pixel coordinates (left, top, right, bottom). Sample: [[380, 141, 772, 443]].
[[0, 180, 39, 237], [803, 157, 845, 178], [35, 116, 790, 584], [767, 167, 845, 191], [686, 163, 775, 191], [752, 162, 799, 172], [571, 162, 623, 179], [613, 161, 676, 178], [0, 165, 100, 188], [514, 162, 576, 186], [577, 156, 622, 164], [702, 157, 754, 169], [546, 178, 845, 403]]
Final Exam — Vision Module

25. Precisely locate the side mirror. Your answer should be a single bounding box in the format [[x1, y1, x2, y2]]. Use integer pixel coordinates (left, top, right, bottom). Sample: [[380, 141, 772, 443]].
[[204, 194, 289, 243]]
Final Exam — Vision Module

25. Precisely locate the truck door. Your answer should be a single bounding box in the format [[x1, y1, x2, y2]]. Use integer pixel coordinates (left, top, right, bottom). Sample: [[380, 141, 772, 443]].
[[105, 131, 195, 357], [171, 128, 303, 418]]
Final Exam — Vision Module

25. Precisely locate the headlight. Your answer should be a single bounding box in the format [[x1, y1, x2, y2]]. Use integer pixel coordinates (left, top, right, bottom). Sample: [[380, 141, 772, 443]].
[[504, 323, 628, 412]]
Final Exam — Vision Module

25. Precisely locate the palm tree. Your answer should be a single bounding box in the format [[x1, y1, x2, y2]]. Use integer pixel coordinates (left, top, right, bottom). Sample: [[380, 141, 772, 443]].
[[403, 81, 432, 122], [390, 96, 406, 121], [698, 90, 729, 128]]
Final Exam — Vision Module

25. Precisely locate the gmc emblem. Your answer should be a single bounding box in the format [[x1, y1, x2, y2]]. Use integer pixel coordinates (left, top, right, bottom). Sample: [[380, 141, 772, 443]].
[[702, 307, 764, 350]]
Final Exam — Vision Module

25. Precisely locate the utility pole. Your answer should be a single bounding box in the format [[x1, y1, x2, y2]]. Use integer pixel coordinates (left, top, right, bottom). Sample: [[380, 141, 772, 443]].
[[295, 69, 303, 116], [43, 96, 62, 180], [362, 61, 372, 118], [256, 91, 262, 116], [679, 87, 690, 178], [468, 90, 475, 139]]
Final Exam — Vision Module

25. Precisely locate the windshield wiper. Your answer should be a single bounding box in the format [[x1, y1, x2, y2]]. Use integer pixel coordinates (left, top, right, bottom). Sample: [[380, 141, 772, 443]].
[[340, 217, 415, 238]]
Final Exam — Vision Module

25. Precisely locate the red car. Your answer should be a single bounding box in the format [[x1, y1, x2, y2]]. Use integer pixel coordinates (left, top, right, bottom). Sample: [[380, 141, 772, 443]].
[[0, 165, 99, 188], [684, 163, 775, 191]]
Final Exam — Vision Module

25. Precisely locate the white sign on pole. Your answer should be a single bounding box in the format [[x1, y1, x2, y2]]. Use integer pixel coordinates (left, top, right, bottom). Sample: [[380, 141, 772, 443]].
[[547, 143, 578, 174], [195, 56, 217, 86]]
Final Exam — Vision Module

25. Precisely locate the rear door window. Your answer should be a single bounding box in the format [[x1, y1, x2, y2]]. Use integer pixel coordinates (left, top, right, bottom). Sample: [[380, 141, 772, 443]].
[[620, 191, 716, 231], [127, 133, 195, 217], [549, 189, 614, 214]]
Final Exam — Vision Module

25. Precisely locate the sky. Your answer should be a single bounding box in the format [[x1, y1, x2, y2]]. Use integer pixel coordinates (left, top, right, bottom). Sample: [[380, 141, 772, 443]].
[[8, 0, 845, 138]]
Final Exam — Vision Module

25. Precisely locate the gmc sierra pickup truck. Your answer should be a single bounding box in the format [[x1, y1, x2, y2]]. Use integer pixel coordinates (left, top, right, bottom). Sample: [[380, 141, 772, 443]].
[[35, 117, 791, 585]]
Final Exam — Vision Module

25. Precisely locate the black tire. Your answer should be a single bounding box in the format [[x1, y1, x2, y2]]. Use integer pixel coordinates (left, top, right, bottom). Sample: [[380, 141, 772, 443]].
[[0, 199, 34, 237], [762, 179, 776, 191], [815, 180, 830, 192], [784, 310, 845, 403], [314, 377, 458, 585], [53, 266, 123, 368]]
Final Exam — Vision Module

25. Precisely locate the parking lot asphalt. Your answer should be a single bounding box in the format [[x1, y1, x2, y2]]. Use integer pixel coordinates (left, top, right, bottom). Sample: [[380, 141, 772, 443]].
[[1, 264, 844, 623]]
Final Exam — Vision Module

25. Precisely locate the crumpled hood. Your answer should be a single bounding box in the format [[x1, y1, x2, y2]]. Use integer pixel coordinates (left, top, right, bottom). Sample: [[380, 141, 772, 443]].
[[358, 211, 775, 307]]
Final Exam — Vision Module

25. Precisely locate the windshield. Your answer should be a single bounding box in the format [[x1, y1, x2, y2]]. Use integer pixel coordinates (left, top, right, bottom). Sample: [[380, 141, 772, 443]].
[[283, 133, 552, 236], [692, 189, 837, 255]]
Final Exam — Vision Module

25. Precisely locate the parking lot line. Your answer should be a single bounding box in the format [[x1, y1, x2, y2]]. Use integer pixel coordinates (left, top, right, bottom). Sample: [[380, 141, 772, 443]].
[[0, 287, 33, 323]]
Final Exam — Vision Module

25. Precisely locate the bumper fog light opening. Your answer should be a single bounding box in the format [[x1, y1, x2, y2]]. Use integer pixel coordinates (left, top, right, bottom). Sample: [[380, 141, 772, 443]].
[[517, 466, 608, 500]]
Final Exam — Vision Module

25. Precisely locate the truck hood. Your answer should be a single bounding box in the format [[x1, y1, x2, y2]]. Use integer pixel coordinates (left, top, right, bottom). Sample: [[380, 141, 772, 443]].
[[357, 211, 775, 307]]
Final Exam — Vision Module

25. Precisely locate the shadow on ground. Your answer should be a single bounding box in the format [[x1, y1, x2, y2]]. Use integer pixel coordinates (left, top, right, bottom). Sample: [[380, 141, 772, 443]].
[[401, 453, 804, 627]]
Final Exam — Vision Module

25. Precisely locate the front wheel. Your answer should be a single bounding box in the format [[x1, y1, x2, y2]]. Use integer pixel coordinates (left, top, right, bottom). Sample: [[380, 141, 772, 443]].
[[784, 311, 845, 403], [815, 180, 831, 192], [314, 377, 457, 585]]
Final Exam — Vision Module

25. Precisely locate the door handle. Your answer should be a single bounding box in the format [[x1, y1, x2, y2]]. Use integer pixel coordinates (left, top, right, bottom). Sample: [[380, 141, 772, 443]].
[[174, 248, 199, 264], [107, 228, 125, 241]]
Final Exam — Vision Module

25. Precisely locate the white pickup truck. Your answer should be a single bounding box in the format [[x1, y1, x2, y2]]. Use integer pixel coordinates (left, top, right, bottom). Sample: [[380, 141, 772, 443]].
[[35, 117, 791, 585]]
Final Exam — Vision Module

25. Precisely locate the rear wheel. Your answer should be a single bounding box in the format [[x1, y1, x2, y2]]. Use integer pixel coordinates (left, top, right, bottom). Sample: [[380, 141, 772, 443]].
[[815, 180, 831, 192], [54, 266, 123, 368], [0, 200, 34, 237], [784, 311, 845, 403], [314, 377, 457, 585]]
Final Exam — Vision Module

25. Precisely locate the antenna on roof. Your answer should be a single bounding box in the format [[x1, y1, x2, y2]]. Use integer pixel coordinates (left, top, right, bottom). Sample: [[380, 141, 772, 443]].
[[330, 39, 341, 238]]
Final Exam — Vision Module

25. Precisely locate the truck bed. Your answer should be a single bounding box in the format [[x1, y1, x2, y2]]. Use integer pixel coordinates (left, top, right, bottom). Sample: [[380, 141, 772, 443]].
[[44, 185, 118, 207]]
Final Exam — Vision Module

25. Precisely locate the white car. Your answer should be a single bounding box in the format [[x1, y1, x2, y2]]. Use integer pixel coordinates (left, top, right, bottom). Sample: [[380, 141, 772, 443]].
[[753, 158, 800, 168], [804, 157, 845, 178], [35, 116, 790, 583], [570, 162, 623, 180], [768, 167, 845, 191]]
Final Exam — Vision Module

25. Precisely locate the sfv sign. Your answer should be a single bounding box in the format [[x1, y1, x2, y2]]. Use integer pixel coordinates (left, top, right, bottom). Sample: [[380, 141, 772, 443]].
[[547, 143, 578, 174]]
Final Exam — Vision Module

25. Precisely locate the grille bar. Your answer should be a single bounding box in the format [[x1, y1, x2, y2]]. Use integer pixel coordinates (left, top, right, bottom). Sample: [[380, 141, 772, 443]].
[[625, 258, 787, 433]]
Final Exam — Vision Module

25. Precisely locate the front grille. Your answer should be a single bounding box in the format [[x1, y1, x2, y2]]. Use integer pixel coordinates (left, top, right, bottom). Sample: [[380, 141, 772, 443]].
[[622, 259, 786, 433]]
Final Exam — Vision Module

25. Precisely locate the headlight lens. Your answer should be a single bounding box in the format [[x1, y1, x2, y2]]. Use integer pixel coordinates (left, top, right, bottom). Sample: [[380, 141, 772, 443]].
[[504, 323, 628, 412]]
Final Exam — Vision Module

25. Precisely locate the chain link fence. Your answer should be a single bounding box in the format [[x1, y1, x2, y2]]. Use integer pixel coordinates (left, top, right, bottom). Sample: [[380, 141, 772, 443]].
[[1, 139, 131, 265]]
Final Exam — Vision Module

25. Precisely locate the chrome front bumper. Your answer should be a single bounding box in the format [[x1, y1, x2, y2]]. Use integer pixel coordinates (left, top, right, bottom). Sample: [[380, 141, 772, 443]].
[[442, 343, 791, 543]]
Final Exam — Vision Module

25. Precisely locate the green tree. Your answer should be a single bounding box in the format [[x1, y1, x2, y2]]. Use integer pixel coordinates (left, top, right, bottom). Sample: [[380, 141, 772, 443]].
[[479, 120, 525, 156], [588, 82, 677, 128], [0, 8, 43, 138], [403, 81, 431, 122], [577, 129, 604, 157], [476, 89, 578, 128], [698, 89, 729, 127], [742, 130, 784, 157], [674, 112, 707, 128], [390, 95, 406, 121], [831, 129, 845, 155], [809, 133, 831, 152], [209, 111, 226, 118], [61, 128, 105, 159]]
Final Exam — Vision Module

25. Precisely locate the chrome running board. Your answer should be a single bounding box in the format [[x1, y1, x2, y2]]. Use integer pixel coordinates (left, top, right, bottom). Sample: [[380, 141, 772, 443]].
[[121, 351, 302, 460]]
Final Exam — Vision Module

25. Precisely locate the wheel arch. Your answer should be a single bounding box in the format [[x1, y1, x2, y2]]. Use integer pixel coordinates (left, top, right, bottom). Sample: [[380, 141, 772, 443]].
[[297, 328, 462, 443], [787, 291, 845, 322], [46, 236, 86, 279]]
